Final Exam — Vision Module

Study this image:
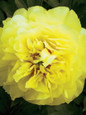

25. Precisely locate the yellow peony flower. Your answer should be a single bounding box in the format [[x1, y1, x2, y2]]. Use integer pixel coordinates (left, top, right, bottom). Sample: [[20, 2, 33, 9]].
[[0, 6, 86, 105]]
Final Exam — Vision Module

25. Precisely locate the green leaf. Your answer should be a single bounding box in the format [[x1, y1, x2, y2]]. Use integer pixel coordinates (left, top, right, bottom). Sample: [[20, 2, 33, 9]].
[[60, 0, 73, 8], [44, 0, 74, 8], [73, 4, 86, 28], [74, 93, 84, 105], [0, 10, 5, 21], [72, 0, 86, 6], [0, 0, 12, 17], [83, 97, 86, 112], [27, 0, 43, 7], [0, 87, 11, 114], [7, 0, 18, 14], [47, 102, 83, 115], [83, 81, 86, 94], [42, 1, 52, 10], [0, 9, 5, 26], [74, 4, 86, 18], [10, 98, 47, 115], [44, 0, 60, 7], [15, 0, 27, 8], [44, 0, 86, 9]]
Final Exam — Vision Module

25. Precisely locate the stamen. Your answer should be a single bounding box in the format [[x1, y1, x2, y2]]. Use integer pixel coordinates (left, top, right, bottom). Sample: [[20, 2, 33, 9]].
[[43, 73, 46, 77], [47, 49, 52, 54], [46, 65, 51, 69], [31, 53, 39, 59]]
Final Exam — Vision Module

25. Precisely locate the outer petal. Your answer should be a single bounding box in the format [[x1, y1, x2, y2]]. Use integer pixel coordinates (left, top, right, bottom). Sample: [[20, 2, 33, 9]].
[[14, 8, 28, 18], [48, 7, 69, 21], [3, 82, 24, 100], [24, 89, 50, 103], [79, 28, 86, 73], [27, 6, 47, 21], [0, 67, 9, 85], [64, 10, 81, 32]]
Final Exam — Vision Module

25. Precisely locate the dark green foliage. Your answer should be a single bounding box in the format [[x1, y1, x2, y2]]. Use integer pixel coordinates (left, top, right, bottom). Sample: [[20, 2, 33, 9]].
[[9, 98, 45, 115], [27, 0, 43, 7], [0, 0, 86, 115], [0, 0, 86, 27], [0, 89, 48, 115], [0, 87, 11, 115], [0, 83, 86, 115], [47, 102, 83, 115]]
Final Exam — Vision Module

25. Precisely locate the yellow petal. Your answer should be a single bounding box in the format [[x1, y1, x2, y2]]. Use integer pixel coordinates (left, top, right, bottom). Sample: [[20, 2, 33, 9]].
[[0, 67, 8, 85], [3, 83, 23, 100], [79, 28, 86, 73], [43, 55, 56, 67], [48, 7, 69, 21], [25, 75, 49, 93], [24, 89, 50, 101], [3, 18, 11, 25], [40, 48, 50, 60], [17, 77, 29, 92], [64, 10, 81, 32], [13, 62, 32, 82], [27, 6, 47, 21], [14, 8, 28, 18]]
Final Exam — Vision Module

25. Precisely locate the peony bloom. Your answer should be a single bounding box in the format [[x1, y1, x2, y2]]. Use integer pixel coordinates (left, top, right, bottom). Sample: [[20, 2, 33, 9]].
[[0, 6, 86, 105]]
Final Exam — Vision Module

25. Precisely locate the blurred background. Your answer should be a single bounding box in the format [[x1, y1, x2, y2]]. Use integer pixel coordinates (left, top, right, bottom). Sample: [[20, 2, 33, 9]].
[[0, 0, 86, 115]]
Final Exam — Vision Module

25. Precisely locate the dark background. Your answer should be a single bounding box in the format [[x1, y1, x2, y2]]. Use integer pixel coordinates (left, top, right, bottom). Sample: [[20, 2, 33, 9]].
[[0, 0, 86, 115]]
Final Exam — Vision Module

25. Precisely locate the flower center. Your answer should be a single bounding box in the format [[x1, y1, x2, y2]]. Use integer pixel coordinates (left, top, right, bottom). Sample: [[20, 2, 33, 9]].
[[27, 44, 56, 77]]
